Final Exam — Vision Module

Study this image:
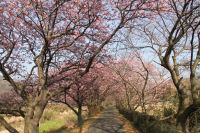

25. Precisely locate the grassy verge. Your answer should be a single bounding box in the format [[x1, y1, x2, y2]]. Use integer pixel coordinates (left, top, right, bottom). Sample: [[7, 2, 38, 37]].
[[115, 108, 140, 133], [117, 107, 180, 133], [39, 119, 66, 133], [55, 110, 103, 133], [39, 104, 104, 133], [39, 103, 85, 133], [0, 104, 103, 133]]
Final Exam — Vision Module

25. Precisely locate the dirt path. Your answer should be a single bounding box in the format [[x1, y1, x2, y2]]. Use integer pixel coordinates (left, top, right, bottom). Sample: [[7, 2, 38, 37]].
[[85, 106, 126, 133]]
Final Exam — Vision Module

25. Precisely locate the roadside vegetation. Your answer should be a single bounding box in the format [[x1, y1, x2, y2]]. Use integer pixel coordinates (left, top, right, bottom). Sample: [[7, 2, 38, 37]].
[[0, 103, 102, 133], [0, 0, 199, 133]]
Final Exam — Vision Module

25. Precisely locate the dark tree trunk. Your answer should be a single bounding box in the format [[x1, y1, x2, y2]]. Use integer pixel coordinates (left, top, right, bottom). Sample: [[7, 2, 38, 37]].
[[24, 96, 48, 133], [177, 102, 200, 133], [176, 89, 191, 133], [77, 105, 83, 126]]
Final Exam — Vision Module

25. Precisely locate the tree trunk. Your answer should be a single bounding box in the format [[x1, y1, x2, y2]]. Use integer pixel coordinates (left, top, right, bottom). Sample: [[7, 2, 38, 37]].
[[176, 89, 191, 133], [24, 117, 39, 133], [77, 106, 83, 126], [125, 91, 132, 111], [24, 97, 48, 133], [177, 102, 200, 133], [190, 78, 199, 104]]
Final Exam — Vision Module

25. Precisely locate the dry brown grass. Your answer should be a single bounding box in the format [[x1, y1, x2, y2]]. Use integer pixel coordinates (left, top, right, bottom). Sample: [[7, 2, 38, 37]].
[[0, 116, 24, 133]]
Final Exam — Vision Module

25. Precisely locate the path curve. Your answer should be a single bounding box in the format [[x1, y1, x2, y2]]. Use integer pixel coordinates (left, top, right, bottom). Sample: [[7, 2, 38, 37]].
[[85, 106, 126, 133]]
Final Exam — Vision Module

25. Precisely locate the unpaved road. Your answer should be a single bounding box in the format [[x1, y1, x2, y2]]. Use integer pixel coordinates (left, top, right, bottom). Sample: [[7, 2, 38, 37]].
[[85, 106, 126, 133]]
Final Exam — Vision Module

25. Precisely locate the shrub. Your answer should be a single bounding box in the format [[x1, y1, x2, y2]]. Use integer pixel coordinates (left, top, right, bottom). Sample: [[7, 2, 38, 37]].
[[147, 121, 178, 133], [163, 107, 175, 117], [117, 106, 179, 133]]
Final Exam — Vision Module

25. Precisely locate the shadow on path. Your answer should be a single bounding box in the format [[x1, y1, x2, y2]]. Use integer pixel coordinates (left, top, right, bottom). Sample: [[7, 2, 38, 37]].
[[85, 106, 126, 133]]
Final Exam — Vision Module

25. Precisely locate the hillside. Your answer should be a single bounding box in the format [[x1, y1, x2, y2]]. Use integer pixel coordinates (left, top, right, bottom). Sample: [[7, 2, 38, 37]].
[[0, 76, 12, 93]]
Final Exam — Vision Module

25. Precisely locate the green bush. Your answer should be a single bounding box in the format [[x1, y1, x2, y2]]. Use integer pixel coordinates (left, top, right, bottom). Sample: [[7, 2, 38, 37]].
[[163, 107, 175, 117], [147, 121, 178, 133], [117, 106, 179, 133]]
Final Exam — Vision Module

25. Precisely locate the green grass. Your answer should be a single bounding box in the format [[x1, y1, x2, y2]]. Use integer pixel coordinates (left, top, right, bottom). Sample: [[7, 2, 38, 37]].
[[39, 119, 66, 133]]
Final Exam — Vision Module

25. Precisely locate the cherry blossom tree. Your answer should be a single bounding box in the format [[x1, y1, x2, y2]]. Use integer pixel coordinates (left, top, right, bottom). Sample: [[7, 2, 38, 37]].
[[0, 0, 164, 132], [127, 0, 200, 131], [0, 90, 24, 133], [52, 62, 118, 125], [113, 53, 168, 113], [84, 63, 118, 116]]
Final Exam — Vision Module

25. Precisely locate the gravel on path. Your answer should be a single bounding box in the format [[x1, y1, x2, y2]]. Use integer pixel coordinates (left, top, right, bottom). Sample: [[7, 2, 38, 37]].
[[85, 106, 126, 133]]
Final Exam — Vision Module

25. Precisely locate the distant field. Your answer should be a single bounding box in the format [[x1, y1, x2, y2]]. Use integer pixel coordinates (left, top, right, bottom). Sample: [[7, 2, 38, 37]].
[[0, 76, 12, 93]]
